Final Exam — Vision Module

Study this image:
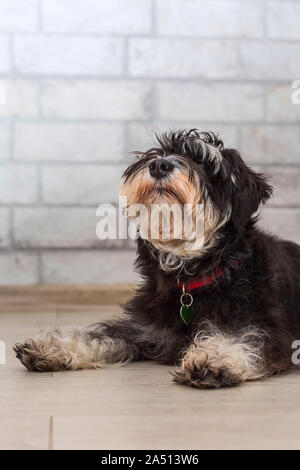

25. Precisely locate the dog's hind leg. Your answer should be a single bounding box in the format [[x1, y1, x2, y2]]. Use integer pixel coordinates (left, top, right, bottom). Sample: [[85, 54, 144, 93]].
[[14, 320, 141, 372]]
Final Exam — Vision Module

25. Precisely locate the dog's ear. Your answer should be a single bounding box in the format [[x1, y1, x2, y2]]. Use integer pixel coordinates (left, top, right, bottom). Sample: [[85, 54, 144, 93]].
[[224, 149, 273, 229]]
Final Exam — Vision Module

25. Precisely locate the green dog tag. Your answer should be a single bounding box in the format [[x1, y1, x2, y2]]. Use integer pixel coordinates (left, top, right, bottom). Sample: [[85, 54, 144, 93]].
[[180, 305, 193, 325]]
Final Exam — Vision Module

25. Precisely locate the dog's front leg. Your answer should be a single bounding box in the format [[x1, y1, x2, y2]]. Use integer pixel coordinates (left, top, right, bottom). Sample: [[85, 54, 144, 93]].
[[173, 325, 267, 389], [14, 319, 141, 372]]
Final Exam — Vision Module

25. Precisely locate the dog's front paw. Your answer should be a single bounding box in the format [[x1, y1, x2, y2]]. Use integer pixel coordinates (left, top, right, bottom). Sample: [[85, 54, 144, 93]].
[[172, 349, 242, 389], [172, 328, 266, 389], [13, 338, 70, 372]]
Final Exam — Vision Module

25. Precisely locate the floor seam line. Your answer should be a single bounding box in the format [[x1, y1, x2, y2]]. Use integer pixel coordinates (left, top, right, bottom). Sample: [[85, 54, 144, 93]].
[[48, 415, 53, 450]]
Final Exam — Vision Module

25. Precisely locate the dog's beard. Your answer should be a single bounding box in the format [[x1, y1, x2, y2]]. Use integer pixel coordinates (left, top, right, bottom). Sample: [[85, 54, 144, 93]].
[[120, 166, 229, 259]]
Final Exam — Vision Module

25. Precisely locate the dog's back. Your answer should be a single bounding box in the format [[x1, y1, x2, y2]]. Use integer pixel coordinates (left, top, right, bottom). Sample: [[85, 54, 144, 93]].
[[276, 238, 300, 327]]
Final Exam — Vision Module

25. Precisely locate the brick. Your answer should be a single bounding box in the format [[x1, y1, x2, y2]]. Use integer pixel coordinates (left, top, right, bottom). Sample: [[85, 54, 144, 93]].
[[260, 208, 300, 245], [0, 208, 10, 247], [266, 84, 300, 123], [128, 122, 239, 154], [14, 123, 124, 162], [42, 250, 138, 284], [129, 38, 238, 78], [157, 83, 264, 122], [0, 80, 38, 118], [156, 0, 263, 38], [0, 123, 9, 160], [41, 80, 152, 120], [0, 0, 38, 32], [13, 208, 101, 248], [41, 0, 151, 34], [0, 35, 9, 72], [256, 167, 300, 208], [0, 166, 37, 204], [13, 35, 123, 76], [240, 42, 300, 80], [267, 2, 300, 40], [240, 125, 300, 165], [0, 252, 38, 285], [41, 165, 124, 204]]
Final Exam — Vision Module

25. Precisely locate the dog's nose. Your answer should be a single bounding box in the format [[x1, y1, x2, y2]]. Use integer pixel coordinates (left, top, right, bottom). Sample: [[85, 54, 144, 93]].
[[149, 158, 174, 179]]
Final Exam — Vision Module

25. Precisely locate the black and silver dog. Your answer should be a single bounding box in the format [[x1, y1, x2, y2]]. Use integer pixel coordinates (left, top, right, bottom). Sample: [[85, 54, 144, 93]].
[[14, 130, 300, 388]]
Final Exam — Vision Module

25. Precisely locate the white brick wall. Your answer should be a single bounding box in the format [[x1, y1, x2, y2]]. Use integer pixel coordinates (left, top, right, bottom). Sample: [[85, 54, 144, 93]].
[[0, 0, 38, 32], [262, 167, 300, 207], [41, 80, 152, 120], [0, 208, 10, 247], [129, 39, 238, 78], [41, 0, 152, 34], [0, 166, 38, 204], [260, 208, 300, 245], [156, 0, 264, 38], [0, 123, 9, 160], [13, 208, 101, 248], [240, 126, 300, 164], [0, 252, 38, 285], [14, 123, 124, 162], [0, 80, 38, 117], [240, 42, 300, 80], [13, 36, 124, 76], [41, 165, 123, 204], [42, 250, 138, 284], [266, 2, 300, 40], [157, 83, 264, 122], [266, 84, 300, 123], [0, 35, 9, 73], [0, 0, 299, 285]]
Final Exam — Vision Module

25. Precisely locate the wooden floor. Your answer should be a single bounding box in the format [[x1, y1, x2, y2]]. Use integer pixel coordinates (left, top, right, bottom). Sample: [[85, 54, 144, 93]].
[[1, 305, 300, 450]]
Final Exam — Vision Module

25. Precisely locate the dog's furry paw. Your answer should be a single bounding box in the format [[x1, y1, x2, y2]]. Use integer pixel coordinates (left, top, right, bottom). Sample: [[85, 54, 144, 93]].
[[13, 339, 69, 372], [172, 350, 242, 389], [172, 364, 241, 389]]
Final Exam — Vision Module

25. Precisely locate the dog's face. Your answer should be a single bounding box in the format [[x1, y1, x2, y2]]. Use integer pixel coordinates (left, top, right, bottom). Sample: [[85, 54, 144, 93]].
[[121, 129, 272, 258]]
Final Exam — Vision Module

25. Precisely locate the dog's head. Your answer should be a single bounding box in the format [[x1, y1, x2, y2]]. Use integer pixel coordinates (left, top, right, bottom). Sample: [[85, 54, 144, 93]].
[[121, 129, 272, 258]]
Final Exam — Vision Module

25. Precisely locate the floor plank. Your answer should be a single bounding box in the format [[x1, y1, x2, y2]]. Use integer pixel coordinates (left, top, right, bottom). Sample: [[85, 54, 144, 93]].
[[52, 409, 300, 450], [0, 416, 50, 450]]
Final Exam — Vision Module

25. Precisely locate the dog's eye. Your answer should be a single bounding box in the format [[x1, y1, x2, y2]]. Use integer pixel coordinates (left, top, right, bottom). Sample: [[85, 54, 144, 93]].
[[198, 160, 207, 170], [198, 160, 216, 175], [188, 155, 205, 167]]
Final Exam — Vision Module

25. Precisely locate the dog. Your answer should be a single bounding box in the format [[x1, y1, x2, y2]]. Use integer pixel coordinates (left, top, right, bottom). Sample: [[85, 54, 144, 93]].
[[14, 129, 300, 388]]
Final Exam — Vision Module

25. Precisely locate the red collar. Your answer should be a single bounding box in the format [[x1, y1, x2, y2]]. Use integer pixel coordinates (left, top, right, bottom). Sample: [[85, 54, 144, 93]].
[[178, 267, 223, 291], [178, 261, 239, 291]]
